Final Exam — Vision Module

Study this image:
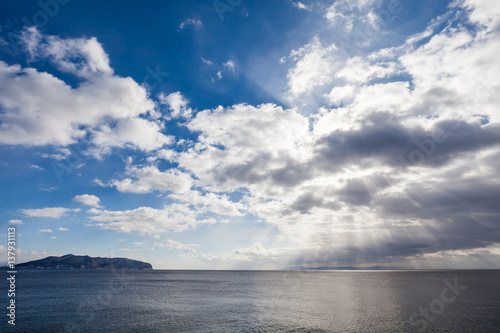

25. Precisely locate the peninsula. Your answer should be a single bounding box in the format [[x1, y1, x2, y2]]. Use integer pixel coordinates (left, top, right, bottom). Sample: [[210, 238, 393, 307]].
[[14, 254, 153, 270]]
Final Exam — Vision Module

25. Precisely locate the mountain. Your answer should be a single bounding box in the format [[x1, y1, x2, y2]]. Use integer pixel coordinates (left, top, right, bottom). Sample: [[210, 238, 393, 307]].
[[15, 254, 153, 270]]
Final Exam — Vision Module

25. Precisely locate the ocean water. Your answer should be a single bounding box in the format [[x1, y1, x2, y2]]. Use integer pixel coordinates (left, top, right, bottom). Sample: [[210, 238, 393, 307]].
[[2, 270, 500, 332]]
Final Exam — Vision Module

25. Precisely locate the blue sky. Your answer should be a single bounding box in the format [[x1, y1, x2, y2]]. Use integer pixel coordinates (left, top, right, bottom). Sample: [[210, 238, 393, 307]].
[[1, 0, 499, 269]]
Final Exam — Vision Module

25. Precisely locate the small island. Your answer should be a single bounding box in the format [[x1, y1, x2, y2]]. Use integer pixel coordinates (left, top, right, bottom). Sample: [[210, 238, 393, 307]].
[[13, 254, 153, 270]]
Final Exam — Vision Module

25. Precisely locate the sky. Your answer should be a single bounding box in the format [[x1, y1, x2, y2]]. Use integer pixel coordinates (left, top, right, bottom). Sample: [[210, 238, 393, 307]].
[[0, 0, 499, 269]]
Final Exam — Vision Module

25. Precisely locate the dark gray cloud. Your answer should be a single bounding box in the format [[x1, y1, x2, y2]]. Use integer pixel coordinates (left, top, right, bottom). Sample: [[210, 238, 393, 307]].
[[210, 153, 314, 191], [291, 216, 499, 267], [376, 177, 500, 220], [288, 175, 500, 267], [314, 115, 500, 170], [286, 192, 341, 214], [337, 178, 372, 205]]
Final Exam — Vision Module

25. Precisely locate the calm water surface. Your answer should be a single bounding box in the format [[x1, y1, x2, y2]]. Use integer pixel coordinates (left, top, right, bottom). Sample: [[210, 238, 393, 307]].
[[2, 270, 500, 332]]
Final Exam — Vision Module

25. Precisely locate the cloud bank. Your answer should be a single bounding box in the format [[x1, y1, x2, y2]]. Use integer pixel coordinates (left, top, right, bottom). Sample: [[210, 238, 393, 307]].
[[3, 0, 500, 269]]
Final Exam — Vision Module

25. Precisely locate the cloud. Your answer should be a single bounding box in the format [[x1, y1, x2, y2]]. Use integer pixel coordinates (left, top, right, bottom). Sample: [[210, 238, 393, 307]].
[[73, 194, 102, 208], [168, 190, 245, 217], [313, 117, 500, 171], [179, 18, 204, 31], [87, 205, 217, 236], [90, 117, 174, 156], [29, 164, 44, 170], [41, 34, 112, 78], [20, 27, 42, 59], [104, 165, 194, 194], [201, 57, 213, 66], [458, 0, 500, 31], [118, 248, 137, 252], [3, 1, 500, 269], [38, 148, 72, 161], [223, 60, 235, 72], [39, 187, 56, 192], [336, 56, 397, 83], [226, 242, 283, 261], [57, 227, 69, 231], [158, 91, 193, 119], [21, 207, 81, 219], [324, 85, 355, 106], [0, 28, 170, 154], [8, 219, 24, 225], [325, 0, 380, 34], [17, 26, 112, 77], [286, 36, 339, 98], [177, 103, 311, 194], [214, 60, 236, 80], [86, 187, 248, 236], [159, 239, 199, 253], [163, 0, 500, 268], [292, 2, 311, 11], [39, 229, 53, 233], [187, 243, 295, 269], [70, 0, 500, 268], [0, 247, 52, 264]]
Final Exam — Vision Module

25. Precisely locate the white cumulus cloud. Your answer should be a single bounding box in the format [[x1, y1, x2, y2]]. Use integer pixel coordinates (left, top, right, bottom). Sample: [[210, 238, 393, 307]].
[[0, 28, 170, 155], [21, 207, 81, 219], [179, 18, 204, 31], [73, 194, 102, 208]]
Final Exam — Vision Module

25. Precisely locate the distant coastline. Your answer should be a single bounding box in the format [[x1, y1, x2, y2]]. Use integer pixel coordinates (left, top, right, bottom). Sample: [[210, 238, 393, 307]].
[[2, 254, 152, 270]]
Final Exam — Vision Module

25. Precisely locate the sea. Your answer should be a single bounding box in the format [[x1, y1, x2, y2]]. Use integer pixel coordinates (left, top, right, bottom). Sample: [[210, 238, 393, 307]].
[[2, 270, 499, 332]]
